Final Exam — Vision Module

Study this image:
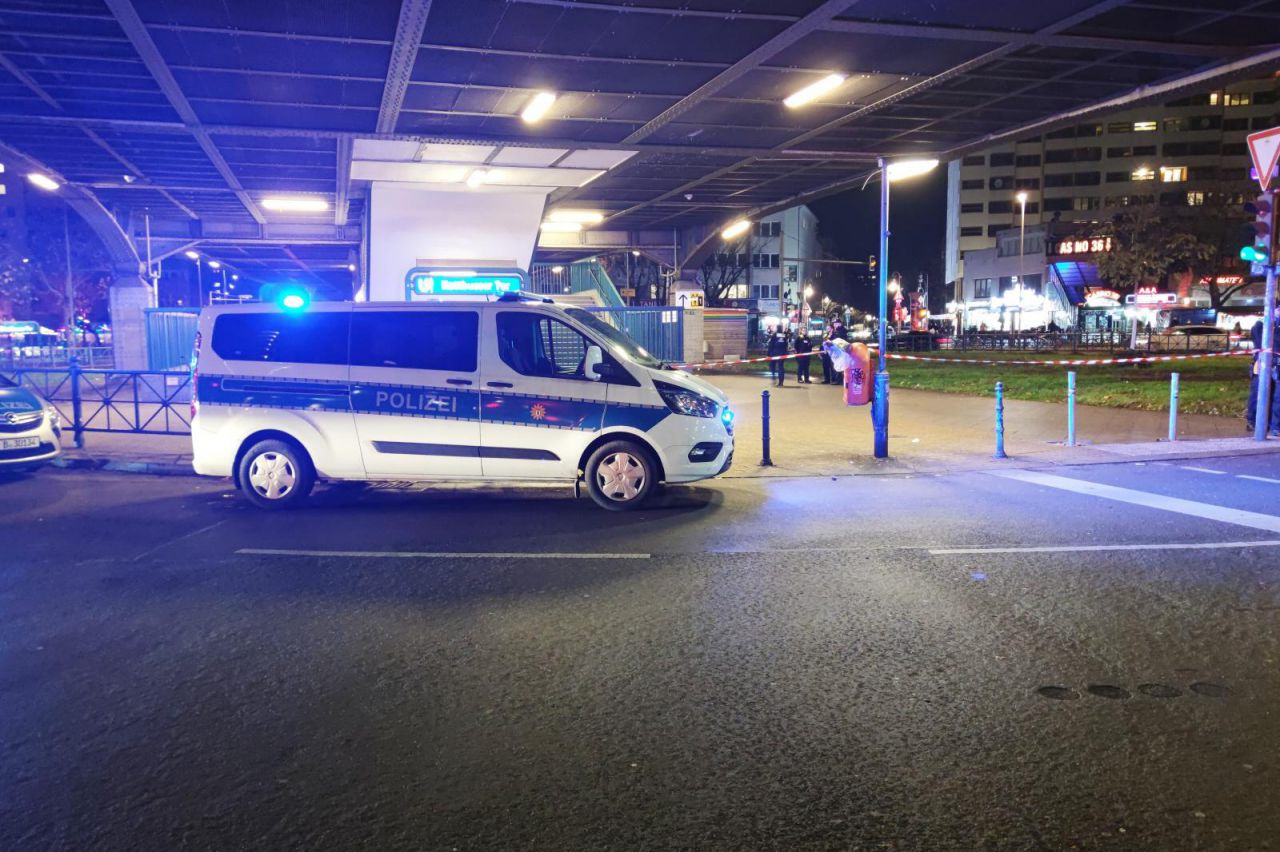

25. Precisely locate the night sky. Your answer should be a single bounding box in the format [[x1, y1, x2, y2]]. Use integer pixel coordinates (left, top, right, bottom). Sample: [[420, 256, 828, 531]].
[[809, 168, 948, 312]]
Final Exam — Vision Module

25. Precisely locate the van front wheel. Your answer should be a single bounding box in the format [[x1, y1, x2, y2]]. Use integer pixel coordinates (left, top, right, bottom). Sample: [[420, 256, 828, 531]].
[[238, 439, 314, 509], [584, 440, 657, 511]]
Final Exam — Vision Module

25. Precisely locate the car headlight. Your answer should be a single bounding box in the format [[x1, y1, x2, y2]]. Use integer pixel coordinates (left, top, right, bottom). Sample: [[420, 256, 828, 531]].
[[654, 379, 718, 418], [44, 406, 60, 427]]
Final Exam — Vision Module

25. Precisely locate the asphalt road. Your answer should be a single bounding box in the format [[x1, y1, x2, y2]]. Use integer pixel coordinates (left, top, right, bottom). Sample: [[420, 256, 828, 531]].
[[4, 456, 1280, 850]]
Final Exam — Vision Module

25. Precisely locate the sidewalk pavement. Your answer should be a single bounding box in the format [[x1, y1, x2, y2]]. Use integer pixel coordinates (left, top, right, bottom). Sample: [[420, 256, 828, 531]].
[[48, 373, 1280, 479]]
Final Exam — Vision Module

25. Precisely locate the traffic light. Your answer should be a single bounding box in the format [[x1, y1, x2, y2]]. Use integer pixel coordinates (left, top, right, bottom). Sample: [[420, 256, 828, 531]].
[[1241, 193, 1275, 264]]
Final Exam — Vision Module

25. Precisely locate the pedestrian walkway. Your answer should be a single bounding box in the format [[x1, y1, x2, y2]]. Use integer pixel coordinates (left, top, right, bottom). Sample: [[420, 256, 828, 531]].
[[49, 374, 1279, 479]]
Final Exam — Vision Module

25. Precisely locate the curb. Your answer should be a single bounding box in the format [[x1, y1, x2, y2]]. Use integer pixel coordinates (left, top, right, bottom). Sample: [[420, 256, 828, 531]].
[[52, 456, 196, 477]]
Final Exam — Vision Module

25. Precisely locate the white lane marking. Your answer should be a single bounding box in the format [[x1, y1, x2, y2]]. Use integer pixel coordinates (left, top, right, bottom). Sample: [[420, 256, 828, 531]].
[[133, 520, 226, 562], [238, 548, 649, 560], [930, 540, 1280, 555], [1181, 466, 1226, 474], [1239, 474, 1280, 485], [990, 469, 1280, 534]]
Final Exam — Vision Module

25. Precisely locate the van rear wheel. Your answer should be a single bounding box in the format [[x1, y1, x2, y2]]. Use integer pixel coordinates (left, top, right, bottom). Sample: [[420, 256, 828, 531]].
[[238, 439, 314, 509], [584, 440, 657, 511]]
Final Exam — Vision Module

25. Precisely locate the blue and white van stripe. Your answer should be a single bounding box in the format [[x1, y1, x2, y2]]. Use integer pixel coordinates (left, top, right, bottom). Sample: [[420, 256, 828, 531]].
[[196, 374, 671, 433]]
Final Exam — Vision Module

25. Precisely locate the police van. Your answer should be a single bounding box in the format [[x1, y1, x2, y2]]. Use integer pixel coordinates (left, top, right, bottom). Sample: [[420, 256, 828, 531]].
[[190, 290, 734, 510]]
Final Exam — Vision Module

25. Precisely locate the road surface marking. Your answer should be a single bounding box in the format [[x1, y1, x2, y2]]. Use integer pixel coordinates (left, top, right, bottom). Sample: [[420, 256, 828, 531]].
[[930, 540, 1280, 555], [1239, 474, 1280, 485], [1181, 466, 1226, 474], [133, 520, 226, 562], [238, 548, 650, 560], [990, 469, 1280, 534]]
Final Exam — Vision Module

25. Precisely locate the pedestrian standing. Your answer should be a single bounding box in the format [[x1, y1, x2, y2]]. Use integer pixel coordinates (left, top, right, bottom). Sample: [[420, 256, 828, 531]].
[[794, 332, 813, 383], [766, 325, 789, 387], [821, 322, 839, 383], [1247, 314, 1280, 434]]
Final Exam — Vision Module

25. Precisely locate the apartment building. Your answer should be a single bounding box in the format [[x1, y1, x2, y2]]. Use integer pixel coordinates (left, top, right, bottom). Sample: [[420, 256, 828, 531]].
[[944, 79, 1279, 291], [0, 159, 30, 260], [720, 204, 820, 315]]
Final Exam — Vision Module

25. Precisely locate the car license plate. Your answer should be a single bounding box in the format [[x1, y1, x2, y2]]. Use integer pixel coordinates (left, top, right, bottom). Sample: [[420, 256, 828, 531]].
[[1, 437, 40, 450]]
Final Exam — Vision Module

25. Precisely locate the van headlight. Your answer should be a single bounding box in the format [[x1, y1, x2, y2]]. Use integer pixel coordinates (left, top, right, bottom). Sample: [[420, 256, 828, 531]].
[[654, 380, 718, 418], [44, 405, 60, 427]]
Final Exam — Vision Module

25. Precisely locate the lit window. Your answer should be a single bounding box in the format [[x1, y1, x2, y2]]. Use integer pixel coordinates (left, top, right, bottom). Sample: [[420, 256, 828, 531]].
[[1133, 121, 1158, 132], [1131, 166, 1155, 181], [1209, 92, 1220, 106], [1186, 191, 1205, 206], [1160, 166, 1187, 183], [1226, 93, 1251, 107], [0, 184, 6, 196]]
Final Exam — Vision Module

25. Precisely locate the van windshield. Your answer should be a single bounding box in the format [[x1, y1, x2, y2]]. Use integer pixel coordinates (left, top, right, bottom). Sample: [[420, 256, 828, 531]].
[[564, 308, 666, 369]]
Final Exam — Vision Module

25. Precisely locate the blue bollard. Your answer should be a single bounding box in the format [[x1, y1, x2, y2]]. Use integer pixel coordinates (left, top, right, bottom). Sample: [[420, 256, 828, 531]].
[[1168, 372, 1180, 442], [994, 381, 1007, 459], [69, 355, 84, 449], [760, 389, 773, 466]]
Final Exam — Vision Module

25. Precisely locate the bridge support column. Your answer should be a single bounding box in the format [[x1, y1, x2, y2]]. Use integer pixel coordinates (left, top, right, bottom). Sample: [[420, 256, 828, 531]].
[[109, 268, 153, 370]]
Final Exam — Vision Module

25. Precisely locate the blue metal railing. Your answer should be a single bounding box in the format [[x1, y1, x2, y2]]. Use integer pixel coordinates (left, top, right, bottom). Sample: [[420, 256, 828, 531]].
[[4, 359, 192, 446], [146, 307, 200, 371]]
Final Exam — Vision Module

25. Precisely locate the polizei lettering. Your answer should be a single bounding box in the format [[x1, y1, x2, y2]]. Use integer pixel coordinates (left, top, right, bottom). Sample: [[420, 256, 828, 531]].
[[373, 389, 458, 415]]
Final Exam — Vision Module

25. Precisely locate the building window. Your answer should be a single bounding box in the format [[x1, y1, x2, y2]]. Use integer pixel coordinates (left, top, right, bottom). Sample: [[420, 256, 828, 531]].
[[1131, 166, 1155, 181], [1188, 165, 1218, 181], [962, 155, 985, 166], [1015, 154, 1041, 168], [986, 225, 1004, 237], [751, 253, 779, 268], [1073, 196, 1101, 211], [1076, 124, 1103, 136], [960, 226, 983, 237], [1255, 90, 1278, 105], [960, 202, 983, 214], [1209, 91, 1220, 106], [1014, 177, 1040, 190], [751, 284, 779, 300], [1159, 166, 1186, 183], [988, 176, 1013, 191], [1253, 116, 1275, 130], [1044, 173, 1073, 188], [1222, 142, 1247, 156], [990, 152, 1015, 167], [1074, 172, 1101, 186], [1186, 191, 1206, 206], [1224, 117, 1249, 131], [1226, 92, 1251, 107], [753, 221, 780, 237], [1107, 145, 1157, 157], [1105, 171, 1129, 183], [988, 200, 1013, 214], [961, 179, 984, 190], [1133, 120, 1158, 132], [1020, 274, 1042, 294], [1043, 197, 1073, 212], [973, 278, 991, 299], [1046, 127, 1075, 140], [1045, 149, 1074, 164]]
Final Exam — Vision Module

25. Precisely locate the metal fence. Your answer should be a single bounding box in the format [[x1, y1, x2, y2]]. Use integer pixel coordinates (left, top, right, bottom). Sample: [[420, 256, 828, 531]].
[[586, 306, 684, 363], [934, 330, 1242, 354], [528, 261, 625, 307], [1, 345, 114, 370], [4, 359, 192, 446]]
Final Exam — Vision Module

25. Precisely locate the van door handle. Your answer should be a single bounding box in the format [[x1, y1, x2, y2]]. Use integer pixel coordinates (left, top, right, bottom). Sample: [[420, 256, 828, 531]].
[[446, 378, 473, 386], [486, 381, 514, 388]]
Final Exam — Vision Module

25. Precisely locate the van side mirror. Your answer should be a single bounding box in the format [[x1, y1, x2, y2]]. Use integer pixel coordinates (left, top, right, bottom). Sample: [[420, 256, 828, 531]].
[[584, 345, 605, 381]]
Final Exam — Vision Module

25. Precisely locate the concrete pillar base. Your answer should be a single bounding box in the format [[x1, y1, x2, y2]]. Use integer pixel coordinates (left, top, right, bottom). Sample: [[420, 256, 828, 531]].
[[109, 274, 153, 370]]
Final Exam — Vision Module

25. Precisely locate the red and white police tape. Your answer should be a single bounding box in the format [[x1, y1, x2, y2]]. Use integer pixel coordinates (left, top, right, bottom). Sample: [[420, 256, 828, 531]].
[[673, 348, 1255, 371]]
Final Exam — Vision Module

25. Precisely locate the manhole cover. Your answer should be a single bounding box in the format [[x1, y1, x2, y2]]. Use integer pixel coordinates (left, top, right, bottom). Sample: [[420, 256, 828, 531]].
[[1087, 684, 1131, 700], [1037, 686, 1080, 700], [1138, 683, 1182, 698], [1189, 682, 1230, 698]]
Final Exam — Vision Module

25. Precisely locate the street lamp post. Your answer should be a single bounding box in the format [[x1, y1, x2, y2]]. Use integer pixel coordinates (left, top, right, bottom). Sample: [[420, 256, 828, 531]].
[[874, 157, 939, 459], [1015, 190, 1028, 335]]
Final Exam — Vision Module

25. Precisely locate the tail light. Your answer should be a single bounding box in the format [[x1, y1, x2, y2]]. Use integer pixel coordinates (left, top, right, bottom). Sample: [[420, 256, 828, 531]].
[[190, 331, 201, 420]]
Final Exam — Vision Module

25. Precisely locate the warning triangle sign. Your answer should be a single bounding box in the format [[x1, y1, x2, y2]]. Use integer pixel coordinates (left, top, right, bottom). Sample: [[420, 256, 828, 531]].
[[1248, 126, 1280, 192]]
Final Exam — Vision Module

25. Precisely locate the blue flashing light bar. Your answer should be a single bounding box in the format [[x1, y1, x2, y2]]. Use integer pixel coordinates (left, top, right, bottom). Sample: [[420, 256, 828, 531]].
[[406, 268, 524, 298]]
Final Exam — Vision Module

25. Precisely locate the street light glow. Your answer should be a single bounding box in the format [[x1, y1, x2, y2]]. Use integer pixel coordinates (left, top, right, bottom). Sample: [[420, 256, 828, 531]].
[[207, 260, 221, 269], [783, 73, 847, 109], [184, 250, 200, 260], [551, 265, 564, 274], [721, 219, 751, 239], [540, 221, 582, 233], [521, 91, 558, 124], [27, 172, 60, 191], [886, 159, 939, 182], [261, 196, 329, 212], [465, 169, 489, 188], [1016, 190, 1029, 205]]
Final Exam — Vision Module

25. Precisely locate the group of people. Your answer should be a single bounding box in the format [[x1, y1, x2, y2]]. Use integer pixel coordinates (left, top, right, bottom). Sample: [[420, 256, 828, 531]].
[[1247, 314, 1280, 436], [764, 320, 849, 388]]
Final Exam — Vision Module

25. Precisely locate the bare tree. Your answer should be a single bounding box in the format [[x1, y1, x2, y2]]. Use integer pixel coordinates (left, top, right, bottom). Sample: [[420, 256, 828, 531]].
[[694, 240, 748, 306]]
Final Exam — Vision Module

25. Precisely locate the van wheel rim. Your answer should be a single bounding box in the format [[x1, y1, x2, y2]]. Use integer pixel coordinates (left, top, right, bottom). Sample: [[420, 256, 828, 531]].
[[248, 452, 296, 500], [597, 452, 645, 501]]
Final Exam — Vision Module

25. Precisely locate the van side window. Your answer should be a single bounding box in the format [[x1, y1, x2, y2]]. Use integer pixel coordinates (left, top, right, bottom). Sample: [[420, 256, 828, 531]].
[[351, 311, 478, 372], [496, 312, 590, 379], [211, 312, 349, 364]]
